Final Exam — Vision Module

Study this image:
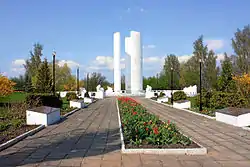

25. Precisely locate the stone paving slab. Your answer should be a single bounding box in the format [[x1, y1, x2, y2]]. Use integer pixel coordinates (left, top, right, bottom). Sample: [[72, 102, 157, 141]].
[[1, 97, 250, 167]]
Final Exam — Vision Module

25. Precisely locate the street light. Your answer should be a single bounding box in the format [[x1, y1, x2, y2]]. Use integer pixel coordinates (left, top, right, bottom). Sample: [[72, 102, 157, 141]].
[[76, 67, 80, 95], [52, 51, 56, 96], [170, 67, 174, 105], [86, 73, 89, 92], [199, 58, 202, 112]]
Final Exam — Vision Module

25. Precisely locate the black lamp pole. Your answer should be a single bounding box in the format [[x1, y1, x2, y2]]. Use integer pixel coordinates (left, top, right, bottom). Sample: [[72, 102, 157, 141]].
[[52, 51, 56, 96], [77, 67, 79, 95], [86, 73, 89, 92], [156, 73, 159, 90], [171, 67, 173, 105], [199, 59, 202, 112]]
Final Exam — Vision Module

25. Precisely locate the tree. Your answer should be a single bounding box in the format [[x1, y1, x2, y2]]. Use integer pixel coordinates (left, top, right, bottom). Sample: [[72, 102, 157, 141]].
[[24, 43, 43, 87], [181, 36, 208, 91], [49, 62, 72, 91], [217, 53, 236, 92], [232, 25, 250, 74], [24, 72, 33, 93], [0, 75, 16, 96], [35, 58, 52, 93], [121, 74, 125, 90], [233, 73, 250, 104], [204, 50, 218, 90], [161, 54, 180, 89], [85, 72, 110, 91], [63, 75, 84, 91], [10, 75, 25, 91]]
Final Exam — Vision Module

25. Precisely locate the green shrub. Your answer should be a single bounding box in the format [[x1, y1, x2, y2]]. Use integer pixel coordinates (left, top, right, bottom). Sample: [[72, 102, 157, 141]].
[[173, 91, 187, 101], [210, 92, 247, 109], [25, 93, 63, 108], [66, 92, 78, 101], [158, 92, 165, 98]]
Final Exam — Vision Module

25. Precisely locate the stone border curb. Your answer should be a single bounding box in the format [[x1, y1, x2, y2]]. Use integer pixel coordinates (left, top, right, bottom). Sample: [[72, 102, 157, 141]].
[[0, 125, 45, 152], [61, 108, 80, 118], [116, 99, 207, 155], [61, 102, 94, 118], [149, 99, 215, 120], [242, 126, 250, 131]]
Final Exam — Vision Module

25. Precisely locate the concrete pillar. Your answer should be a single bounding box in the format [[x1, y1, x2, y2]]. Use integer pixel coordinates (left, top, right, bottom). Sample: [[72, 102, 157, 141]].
[[113, 32, 121, 92]]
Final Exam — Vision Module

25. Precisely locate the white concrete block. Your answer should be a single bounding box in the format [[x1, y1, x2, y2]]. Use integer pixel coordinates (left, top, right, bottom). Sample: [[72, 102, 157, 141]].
[[216, 109, 250, 127], [70, 100, 85, 109], [157, 97, 169, 103], [173, 100, 191, 109], [26, 106, 60, 126], [84, 97, 93, 103]]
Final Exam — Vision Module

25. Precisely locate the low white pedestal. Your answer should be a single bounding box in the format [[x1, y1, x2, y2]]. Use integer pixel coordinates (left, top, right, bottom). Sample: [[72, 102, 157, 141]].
[[26, 106, 60, 126], [216, 108, 250, 127], [173, 100, 191, 109], [157, 97, 169, 103], [84, 97, 93, 103], [70, 99, 85, 109], [145, 91, 155, 98]]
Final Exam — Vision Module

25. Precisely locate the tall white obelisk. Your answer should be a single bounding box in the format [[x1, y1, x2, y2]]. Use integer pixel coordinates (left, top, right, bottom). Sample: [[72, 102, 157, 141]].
[[113, 32, 121, 93], [130, 31, 143, 94]]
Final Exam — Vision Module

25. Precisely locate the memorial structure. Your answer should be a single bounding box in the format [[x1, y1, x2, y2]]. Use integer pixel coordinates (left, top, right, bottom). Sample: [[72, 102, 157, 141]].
[[113, 31, 143, 95]]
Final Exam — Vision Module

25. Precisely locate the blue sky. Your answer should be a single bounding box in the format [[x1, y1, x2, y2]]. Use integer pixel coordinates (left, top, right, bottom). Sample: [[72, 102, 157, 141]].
[[0, 0, 249, 82]]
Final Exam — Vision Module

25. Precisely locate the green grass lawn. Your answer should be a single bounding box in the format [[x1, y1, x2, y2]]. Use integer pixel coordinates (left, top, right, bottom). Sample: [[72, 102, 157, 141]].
[[0, 92, 27, 103]]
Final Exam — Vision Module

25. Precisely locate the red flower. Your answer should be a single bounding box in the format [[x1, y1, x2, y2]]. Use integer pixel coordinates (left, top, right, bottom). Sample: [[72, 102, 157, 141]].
[[122, 123, 124, 127], [153, 127, 159, 135], [146, 127, 149, 131], [133, 111, 137, 115], [143, 122, 147, 126], [167, 120, 170, 124]]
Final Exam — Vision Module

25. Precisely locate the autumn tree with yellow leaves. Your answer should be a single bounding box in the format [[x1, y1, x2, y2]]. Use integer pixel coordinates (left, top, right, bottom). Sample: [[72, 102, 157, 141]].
[[233, 74, 250, 104], [0, 75, 16, 97]]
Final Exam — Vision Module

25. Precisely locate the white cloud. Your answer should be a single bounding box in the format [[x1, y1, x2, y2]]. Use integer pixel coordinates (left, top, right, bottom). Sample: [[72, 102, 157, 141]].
[[140, 8, 145, 12], [143, 56, 162, 63], [216, 53, 225, 61], [0, 72, 7, 76], [11, 59, 26, 76], [205, 39, 224, 50], [12, 59, 25, 66], [143, 45, 156, 49], [58, 60, 80, 69], [177, 54, 193, 63], [86, 56, 125, 72]]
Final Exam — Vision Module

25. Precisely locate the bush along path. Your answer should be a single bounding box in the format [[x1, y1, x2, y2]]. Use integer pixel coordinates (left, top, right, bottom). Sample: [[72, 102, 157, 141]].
[[118, 97, 199, 149]]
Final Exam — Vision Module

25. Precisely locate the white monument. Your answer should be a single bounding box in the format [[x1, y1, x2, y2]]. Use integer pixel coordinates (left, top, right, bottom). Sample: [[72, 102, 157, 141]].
[[113, 31, 143, 95], [113, 32, 121, 93], [95, 85, 104, 99]]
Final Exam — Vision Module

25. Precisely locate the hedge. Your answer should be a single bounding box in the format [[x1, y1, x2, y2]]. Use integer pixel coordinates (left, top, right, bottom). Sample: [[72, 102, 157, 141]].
[[25, 93, 63, 108], [66, 92, 78, 101], [173, 91, 187, 101], [194, 91, 247, 109]]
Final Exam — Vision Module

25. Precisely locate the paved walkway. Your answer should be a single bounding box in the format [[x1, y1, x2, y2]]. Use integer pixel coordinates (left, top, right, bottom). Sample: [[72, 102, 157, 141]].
[[0, 97, 250, 167]]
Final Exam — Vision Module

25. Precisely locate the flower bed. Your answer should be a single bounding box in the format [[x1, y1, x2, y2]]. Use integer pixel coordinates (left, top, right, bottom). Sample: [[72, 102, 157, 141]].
[[189, 107, 215, 117], [118, 97, 199, 149]]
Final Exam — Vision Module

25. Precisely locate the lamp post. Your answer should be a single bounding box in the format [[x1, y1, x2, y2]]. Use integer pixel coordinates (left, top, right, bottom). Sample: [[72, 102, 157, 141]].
[[199, 58, 202, 112], [76, 67, 80, 95], [86, 73, 89, 92], [52, 51, 56, 96], [170, 67, 173, 105], [156, 73, 159, 90]]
